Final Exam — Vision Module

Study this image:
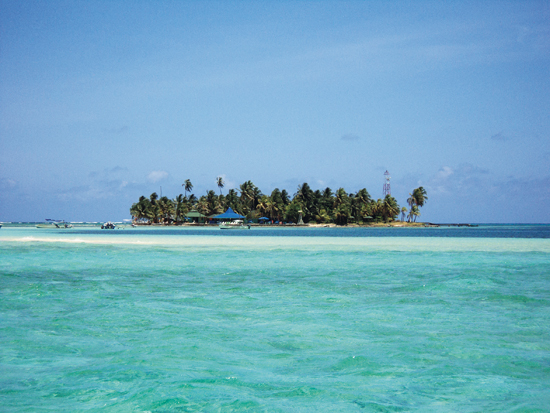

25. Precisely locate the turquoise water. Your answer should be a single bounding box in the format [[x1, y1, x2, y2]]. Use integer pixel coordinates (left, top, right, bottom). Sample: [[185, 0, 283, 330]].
[[1, 226, 550, 411]]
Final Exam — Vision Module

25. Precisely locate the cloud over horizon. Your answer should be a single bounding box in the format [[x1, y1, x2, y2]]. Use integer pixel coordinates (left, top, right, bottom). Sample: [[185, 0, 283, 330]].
[[147, 171, 169, 183]]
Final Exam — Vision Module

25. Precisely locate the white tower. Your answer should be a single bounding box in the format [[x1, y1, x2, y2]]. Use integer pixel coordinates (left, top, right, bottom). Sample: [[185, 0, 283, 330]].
[[383, 170, 391, 197]]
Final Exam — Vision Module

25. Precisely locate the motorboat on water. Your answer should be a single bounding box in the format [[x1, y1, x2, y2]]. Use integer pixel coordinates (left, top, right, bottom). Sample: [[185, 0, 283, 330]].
[[219, 220, 251, 230], [101, 222, 116, 229], [214, 207, 250, 229], [36, 219, 73, 229]]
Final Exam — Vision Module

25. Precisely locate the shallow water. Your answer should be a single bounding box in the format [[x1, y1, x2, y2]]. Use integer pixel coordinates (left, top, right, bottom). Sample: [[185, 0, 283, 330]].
[[1, 226, 549, 411]]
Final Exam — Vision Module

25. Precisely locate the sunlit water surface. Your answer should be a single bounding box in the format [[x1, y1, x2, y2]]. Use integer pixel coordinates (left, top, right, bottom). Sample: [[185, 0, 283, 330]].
[[1, 225, 549, 411]]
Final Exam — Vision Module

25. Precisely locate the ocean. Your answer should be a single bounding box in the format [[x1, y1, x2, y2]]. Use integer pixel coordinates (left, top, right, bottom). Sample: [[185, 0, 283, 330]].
[[1, 225, 549, 412]]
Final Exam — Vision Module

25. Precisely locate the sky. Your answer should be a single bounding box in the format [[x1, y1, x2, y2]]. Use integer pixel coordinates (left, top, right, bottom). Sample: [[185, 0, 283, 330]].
[[1, 0, 549, 223]]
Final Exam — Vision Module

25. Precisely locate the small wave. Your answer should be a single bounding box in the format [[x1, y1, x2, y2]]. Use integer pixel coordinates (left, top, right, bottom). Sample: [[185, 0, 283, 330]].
[[1, 234, 549, 252]]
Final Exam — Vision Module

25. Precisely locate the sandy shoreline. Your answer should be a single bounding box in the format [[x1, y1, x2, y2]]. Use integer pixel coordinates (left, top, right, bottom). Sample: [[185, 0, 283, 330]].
[[131, 221, 446, 228]]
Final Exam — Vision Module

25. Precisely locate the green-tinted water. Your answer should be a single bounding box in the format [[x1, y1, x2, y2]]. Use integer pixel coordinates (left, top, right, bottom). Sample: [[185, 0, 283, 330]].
[[1, 227, 549, 411]]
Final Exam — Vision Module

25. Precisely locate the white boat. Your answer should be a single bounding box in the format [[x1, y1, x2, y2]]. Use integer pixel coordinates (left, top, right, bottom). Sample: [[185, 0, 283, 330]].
[[219, 220, 251, 230], [101, 222, 116, 229], [214, 208, 250, 229], [36, 219, 73, 229]]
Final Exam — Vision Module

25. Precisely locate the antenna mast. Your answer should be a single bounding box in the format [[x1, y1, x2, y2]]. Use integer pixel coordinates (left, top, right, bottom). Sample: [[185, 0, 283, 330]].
[[383, 170, 391, 197]]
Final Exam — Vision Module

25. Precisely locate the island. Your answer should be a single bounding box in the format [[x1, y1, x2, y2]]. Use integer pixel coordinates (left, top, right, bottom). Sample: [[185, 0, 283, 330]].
[[130, 179, 429, 226]]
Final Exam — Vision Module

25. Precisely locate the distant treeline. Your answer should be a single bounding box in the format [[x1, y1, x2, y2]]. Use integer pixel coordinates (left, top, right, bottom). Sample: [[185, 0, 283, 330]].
[[130, 178, 428, 225]]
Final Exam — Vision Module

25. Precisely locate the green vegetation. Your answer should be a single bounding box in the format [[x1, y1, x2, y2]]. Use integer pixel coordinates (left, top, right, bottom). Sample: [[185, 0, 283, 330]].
[[407, 186, 428, 222], [130, 179, 428, 226]]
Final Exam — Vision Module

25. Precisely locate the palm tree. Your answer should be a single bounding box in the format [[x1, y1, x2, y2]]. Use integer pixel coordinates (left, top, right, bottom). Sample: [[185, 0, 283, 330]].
[[295, 182, 313, 203], [401, 207, 408, 222], [295, 182, 314, 222], [322, 187, 333, 199], [382, 195, 400, 222], [205, 190, 222, 216], [158, 196, 175, 224], [256, 195, 270, 217], [216, 176, 225, 195], [187, 193, 198, 207], [281, 189, 290, 206], [412, 186, 428, 208], [355, 188, 372, 204], [332, 188, 351, 225], [352, 189, 372, 223], [315, 208, 331, 224], [348, 189, 370, 223], [269, 188, 284, 221], [174, 194, 188, 223], [129, 203, 138, 221], [148, 192, 160, 223], [150, 204, 161, 223], [407, 187, 428, 222], [334, 204, 351, 225], [130, 200, 150, 223], [269, 200, 280, 221], [239, 181, 253, 213], [183, 179, 193, 198], [311, 189, 323, 220], [195, 197, 209, 216], [239, 180, 261, 213], [350, 195, 360, 223], [361, 202, 373, 222], [333, 188, 349, 208], [251, 185, 262, 211], [409, 205, 420, 222], [265, 198, 274, 221], [321, 187, 334, 215], [407, 193, 415, 210], [284, 200, 302, 223], [225, 189, 240, 212], [370, 199, 384, 222]]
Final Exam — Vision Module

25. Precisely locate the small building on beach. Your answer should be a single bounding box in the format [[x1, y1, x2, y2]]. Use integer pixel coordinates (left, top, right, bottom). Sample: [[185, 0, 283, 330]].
[[185, 211, 206, 224]]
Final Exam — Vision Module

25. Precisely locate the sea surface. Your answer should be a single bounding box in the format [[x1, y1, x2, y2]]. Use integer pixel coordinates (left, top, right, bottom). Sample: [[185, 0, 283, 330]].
[[1, 224, 549, 412]]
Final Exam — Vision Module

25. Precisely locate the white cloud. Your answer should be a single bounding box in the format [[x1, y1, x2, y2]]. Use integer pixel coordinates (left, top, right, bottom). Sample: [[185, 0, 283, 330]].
[[147, 170, 169, 183], [436, 166, 454, 180], [425, 164, 489, 195]]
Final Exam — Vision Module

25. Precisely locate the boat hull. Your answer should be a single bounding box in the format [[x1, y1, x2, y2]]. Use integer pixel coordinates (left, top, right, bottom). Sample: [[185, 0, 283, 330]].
[[36, 223, 73, 229], [219, 225, 251, 230]]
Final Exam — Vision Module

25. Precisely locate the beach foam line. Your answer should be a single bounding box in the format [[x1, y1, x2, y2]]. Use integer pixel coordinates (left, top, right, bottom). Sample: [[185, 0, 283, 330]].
[[1, 235, 550, 253], [4, 236, 159, 245]]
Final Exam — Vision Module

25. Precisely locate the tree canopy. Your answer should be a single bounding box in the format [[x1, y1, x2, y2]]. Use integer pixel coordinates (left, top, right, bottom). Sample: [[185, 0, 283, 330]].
[[407, 186, 428, 222], [130, 179, 426, 225]]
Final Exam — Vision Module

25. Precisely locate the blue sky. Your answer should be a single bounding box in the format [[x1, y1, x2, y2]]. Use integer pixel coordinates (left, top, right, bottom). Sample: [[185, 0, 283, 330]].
[[1, 0, 549, 223]]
